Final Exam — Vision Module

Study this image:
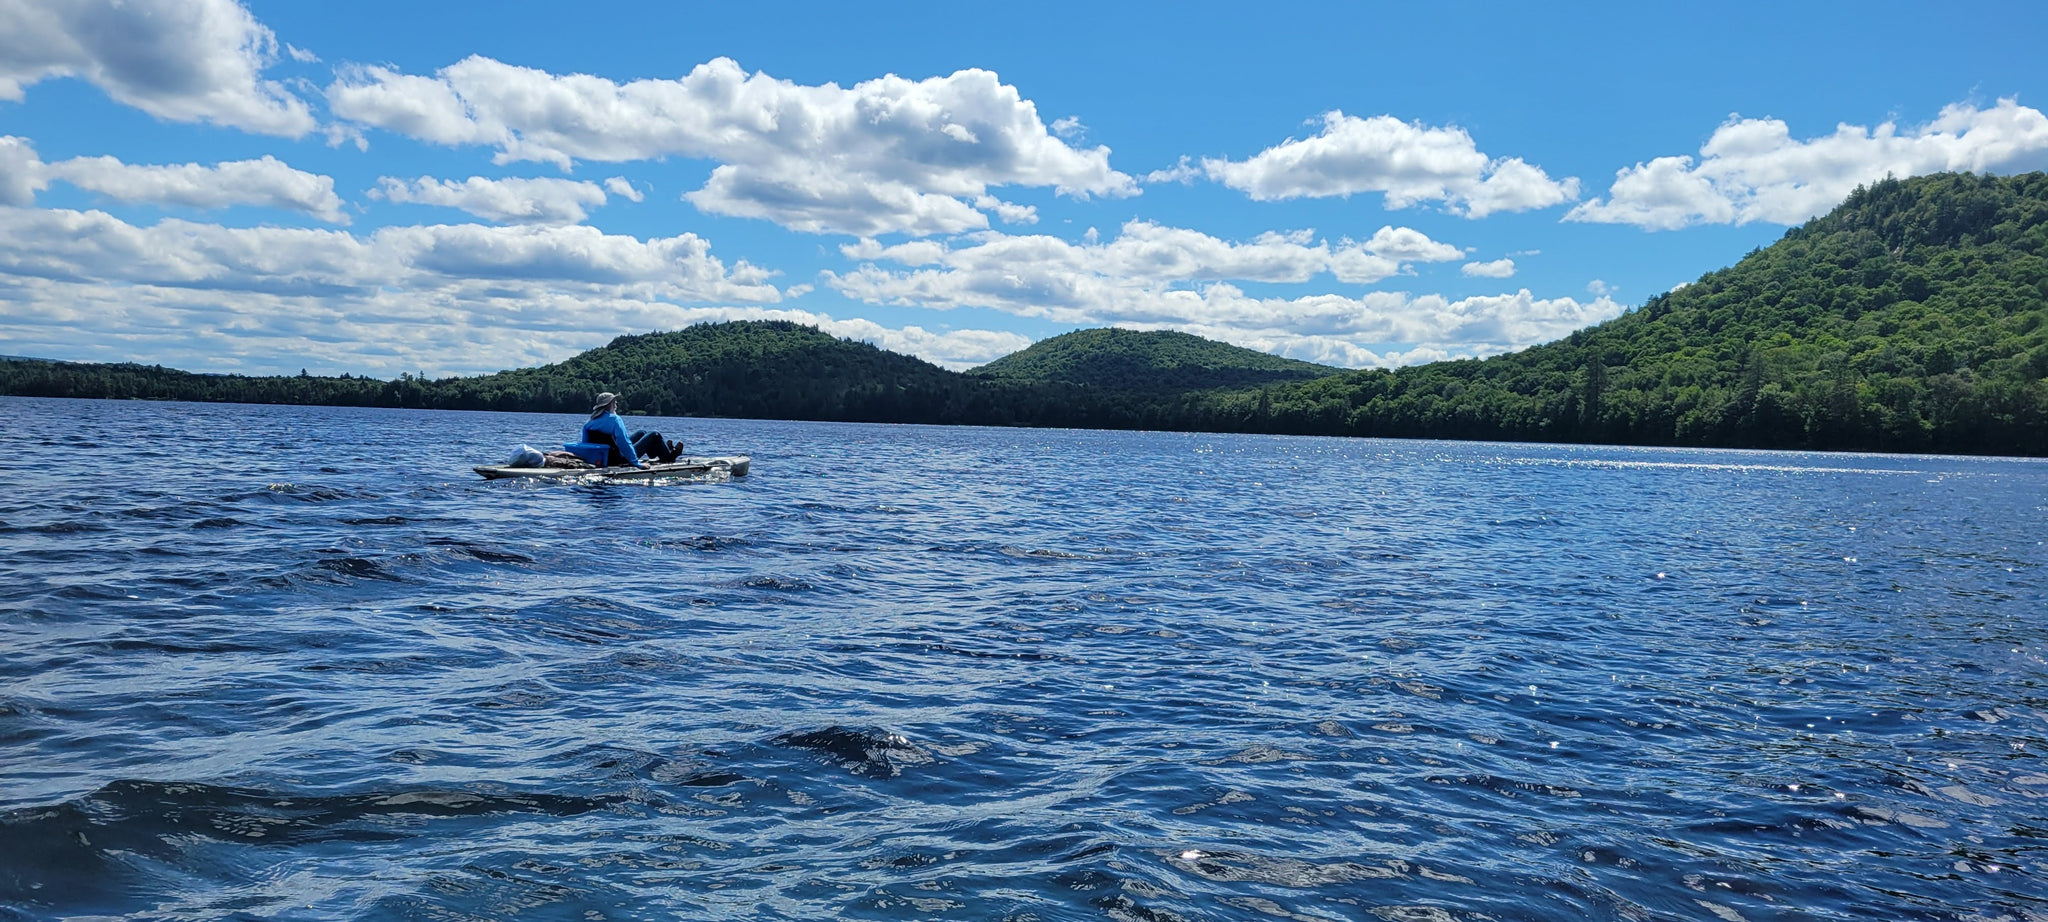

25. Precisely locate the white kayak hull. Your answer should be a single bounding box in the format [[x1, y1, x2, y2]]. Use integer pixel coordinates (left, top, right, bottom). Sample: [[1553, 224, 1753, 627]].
[[474, 455, 750, 481]]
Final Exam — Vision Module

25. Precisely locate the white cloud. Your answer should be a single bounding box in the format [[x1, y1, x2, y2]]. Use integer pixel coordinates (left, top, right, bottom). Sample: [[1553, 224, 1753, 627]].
[[831, 220, 1463, 301], [1144, 156, 1202, 185], [0, 279, 704, 378], [0, 267, 1019, 375], [1359, 225, 1463, 262], [1462, 258, 1515, 278], [840, 237, 949, 266], [47, 154, 347, 223], [1051, 116, 1084, 139], [0, 0, 315, 136], [949, 282, 1621, 369], [0, 138, 347, 222], [603, 176, 643, 202], [1326, 226, 1463, 284], [0, 204, 789, 374], [684, 162, 991, 237], [327, 56, 1137, 237], [1326, 249, 1401, 286], [1096, 294, 1612, 370], [371, 175, 616, 225], [1565, 155, 1740, 231], [1568, 99, 2048, 230], [781, 310, 1032, 369], [1202, 111, 1579, 217], [826, 221, 1612, 366], [1463, 158, 1580, 218], [0, 135, 46, 205], [0, 207, 784, 295], [974, 194, 1038, 225]]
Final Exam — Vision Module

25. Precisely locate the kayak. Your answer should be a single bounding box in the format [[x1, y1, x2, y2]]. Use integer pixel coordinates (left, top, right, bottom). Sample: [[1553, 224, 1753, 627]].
[[474, 455, 750, 482]]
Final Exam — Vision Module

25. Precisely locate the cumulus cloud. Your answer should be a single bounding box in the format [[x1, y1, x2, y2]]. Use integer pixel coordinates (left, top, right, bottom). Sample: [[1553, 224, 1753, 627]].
[[825, 221, 1606, 366], [0, 136, 46, 205], [1144, 156, 1202, 185], [974, 194, 1038, 225], [1359, 225, 1463, 263], [834, 268, 1619, 368], [0, 282, 1031, 376], [834, 220, 1462, 304], [0, 138, 347, 221], [603, 176, 643, 202], [1567, 156, 1733, 230], [327, 56, 1136, 237], [1567, 99, 2048, 230], [1462, 258, 1516, 278], [48, 154, 347, 222], [0, 0, 315, 136], [370, 175, 620, 225], [1091, 288, 1620, 369], [685, 162, 989, 237], [0, 204, 791, 373], [0, 207, 782, 295], [1202, 111, 1579, 217], [764, 309, 1032, 369]]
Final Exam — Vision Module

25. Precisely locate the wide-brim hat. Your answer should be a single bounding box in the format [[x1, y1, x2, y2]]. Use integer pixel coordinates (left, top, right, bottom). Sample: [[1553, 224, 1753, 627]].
[[592, 392, 619, 413]]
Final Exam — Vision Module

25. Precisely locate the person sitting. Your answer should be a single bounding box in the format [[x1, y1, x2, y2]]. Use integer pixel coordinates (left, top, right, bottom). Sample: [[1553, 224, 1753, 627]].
[[572, 392, 683, 467]]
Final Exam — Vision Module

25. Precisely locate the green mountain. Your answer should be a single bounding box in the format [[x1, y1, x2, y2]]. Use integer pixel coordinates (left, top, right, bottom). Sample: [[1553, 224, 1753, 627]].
[[431, 320, 987, 421], [1176, 171, 2048, 455], [5, 172, 2044, 455], [970, 328, 1343, 391]]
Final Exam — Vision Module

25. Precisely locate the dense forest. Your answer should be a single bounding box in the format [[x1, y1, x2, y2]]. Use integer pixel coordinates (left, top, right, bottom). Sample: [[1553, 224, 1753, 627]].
[[5, 172, 2044, 456]]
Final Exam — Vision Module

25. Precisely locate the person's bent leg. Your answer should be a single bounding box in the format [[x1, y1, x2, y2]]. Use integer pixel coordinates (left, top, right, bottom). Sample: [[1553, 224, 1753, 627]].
[[630, 430, 674, 463]]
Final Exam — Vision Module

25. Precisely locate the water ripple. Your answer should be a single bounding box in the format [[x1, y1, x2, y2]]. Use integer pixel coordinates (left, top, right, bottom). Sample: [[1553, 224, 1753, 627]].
[[0, 398, 2042, 920]]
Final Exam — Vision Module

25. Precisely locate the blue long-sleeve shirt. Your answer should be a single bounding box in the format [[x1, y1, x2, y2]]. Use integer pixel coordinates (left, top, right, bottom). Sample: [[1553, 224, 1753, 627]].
[[581, 412, 639, 466]]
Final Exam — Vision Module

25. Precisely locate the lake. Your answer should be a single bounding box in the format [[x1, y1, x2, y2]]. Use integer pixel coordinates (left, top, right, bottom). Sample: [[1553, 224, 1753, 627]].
[[1, 396, 2043, 920]]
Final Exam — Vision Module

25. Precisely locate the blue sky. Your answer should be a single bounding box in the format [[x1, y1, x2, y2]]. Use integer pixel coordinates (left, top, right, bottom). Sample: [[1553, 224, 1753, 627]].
[[2, 0, 2044, 376]]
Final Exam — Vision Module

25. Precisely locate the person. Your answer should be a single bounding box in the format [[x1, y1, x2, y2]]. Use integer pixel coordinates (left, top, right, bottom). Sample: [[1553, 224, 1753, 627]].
[[577, 392, 683, 467]]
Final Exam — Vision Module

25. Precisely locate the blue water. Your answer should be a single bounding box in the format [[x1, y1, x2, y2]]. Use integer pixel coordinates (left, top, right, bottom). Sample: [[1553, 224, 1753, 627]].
[[2, 396, 2044, 921]]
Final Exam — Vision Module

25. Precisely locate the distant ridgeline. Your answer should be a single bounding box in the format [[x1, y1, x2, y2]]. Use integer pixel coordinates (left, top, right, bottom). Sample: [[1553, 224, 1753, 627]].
[[4, 171, 2044, 455]]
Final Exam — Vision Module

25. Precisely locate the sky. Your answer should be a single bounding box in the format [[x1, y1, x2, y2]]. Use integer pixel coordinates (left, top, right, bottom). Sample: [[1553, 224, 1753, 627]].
[[0, 1, 2044, 377]]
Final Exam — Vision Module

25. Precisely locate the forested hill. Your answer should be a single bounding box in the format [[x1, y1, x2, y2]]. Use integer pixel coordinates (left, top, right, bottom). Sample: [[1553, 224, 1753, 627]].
[[1175, 171, 2048, 455], [970, 328, 1343, 391], [426, 321, 984, 420]]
